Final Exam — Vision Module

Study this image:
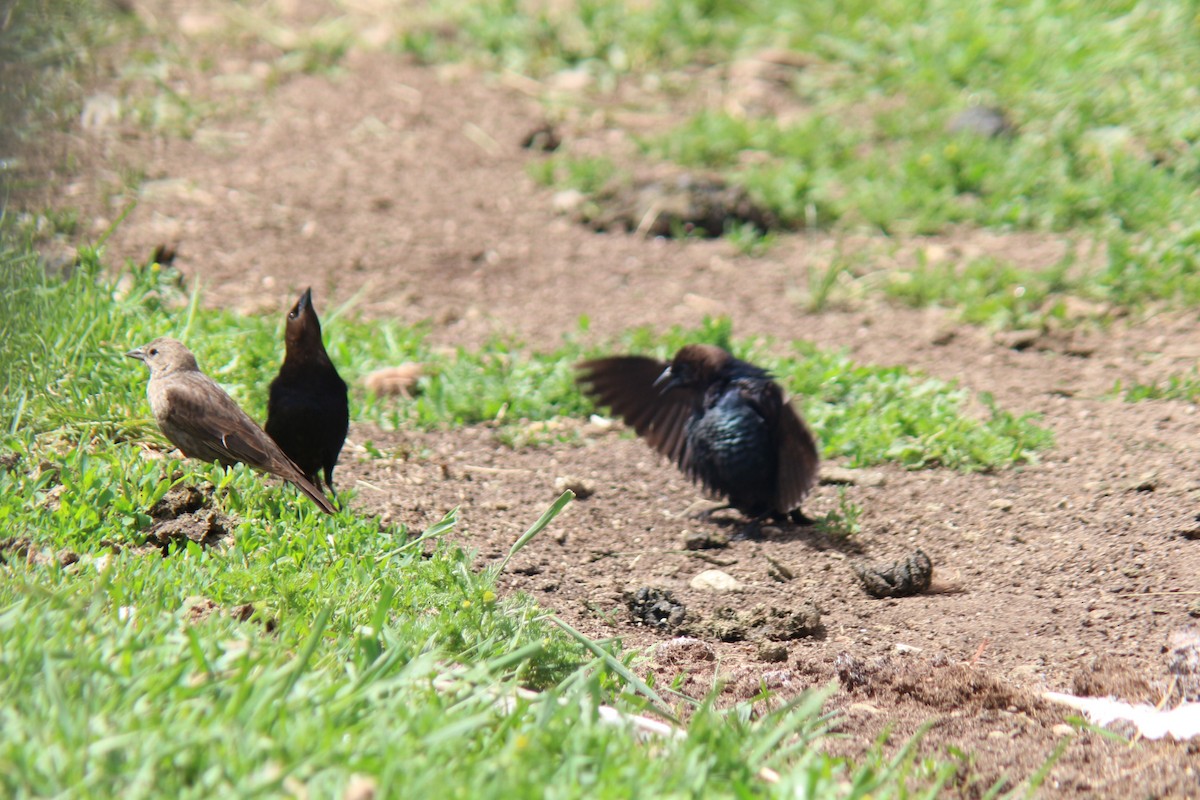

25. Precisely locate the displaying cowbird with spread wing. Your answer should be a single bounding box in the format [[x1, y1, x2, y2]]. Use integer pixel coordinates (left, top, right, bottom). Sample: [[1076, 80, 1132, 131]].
[[578, 344, 819, 526], [265, 288, 349, 493], [126, 337, 335, 514]]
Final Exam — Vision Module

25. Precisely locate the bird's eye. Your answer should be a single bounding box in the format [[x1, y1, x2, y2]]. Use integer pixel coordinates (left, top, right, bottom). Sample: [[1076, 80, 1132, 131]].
[[287, 310, 298, 320], [149, 348, 158, 356]]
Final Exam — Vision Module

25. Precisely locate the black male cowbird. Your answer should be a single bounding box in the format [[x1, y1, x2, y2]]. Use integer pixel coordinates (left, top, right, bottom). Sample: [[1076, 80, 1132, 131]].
[[578, 344, 819, 526], [126, 337, 335, 514], [265, 288, 348, 493]]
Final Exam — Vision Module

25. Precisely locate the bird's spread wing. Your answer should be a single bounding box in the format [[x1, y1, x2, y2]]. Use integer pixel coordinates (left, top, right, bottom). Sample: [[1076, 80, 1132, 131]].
[[577, 356, 696, 469], [773, 398, 821, 512]]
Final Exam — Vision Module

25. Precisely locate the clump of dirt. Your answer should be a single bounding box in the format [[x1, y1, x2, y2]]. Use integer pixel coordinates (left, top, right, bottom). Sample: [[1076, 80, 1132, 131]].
[[1071, 654, 1156, 702], [682, 530, 729, 550], [687, 601, 822, 642], [183, 596, 277, 632], [0, 537, 35, 567], [626, 587, 687, 632], [854, 549, 933, 598], [893, 662, 1039, 714], [946, 106, 1016, 139], [580, 172, 778, 238], [142, 484, 230, 552], [0, 537, 78, 569], [1167, 626, 1200, 701], [520, 123, 561, 153], [144, 509, 230, 551], [149, 484, 209, 519]]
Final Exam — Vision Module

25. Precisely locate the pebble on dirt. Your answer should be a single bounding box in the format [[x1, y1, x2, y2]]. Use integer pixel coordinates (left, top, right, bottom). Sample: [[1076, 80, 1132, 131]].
[[690, 569, 743, 593], [553, 475, 595, 499], [363, 364, 424, 398], [682, 529, 729, 550]]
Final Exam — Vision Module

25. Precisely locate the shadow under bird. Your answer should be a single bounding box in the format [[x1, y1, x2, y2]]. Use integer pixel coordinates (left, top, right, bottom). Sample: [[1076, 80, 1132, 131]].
[[577, 344, 820, 529], [126, 337, 335, 514], [265, 288, 348, 494]]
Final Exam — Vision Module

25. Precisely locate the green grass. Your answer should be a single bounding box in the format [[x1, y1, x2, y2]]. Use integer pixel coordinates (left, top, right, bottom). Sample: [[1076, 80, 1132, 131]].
[[0, 239, 1001, 798], [1116, 370, 1200, 403], [0, 232, 1049, 472], [415, 0, 1200, 324], [0, 2, 1071, 792]]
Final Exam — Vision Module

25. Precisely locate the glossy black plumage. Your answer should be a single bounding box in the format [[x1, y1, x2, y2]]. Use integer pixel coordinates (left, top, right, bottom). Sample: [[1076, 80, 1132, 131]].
[[577, 344, 819, 520], [126, 337, 335, 515], [265, 288, 349, 493]]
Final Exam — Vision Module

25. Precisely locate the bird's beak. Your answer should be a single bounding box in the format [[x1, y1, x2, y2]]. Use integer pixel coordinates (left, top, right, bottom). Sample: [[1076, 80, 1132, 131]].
[[298, 287, 312, 313], [125, 347, 146, 362], [653, 366, 679, 393]]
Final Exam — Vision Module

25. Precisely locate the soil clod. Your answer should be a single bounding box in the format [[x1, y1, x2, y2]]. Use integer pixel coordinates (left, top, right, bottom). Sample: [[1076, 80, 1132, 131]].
[[144, 508, 230, 551], [855, 549, 933, 598], [149, 484, 209, 519], [625, 587, 687, 632], [581, 172, 777, 238]]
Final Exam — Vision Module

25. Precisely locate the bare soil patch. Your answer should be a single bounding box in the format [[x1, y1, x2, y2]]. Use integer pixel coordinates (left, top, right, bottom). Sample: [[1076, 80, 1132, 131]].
[[50, 27, 1200, 797]]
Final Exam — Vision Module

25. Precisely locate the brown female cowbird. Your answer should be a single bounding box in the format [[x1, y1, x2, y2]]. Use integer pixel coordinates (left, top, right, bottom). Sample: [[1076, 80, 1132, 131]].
[[126, 337, 335, 514], [578, 344, 819, 526], [265, 288, 348, 493]]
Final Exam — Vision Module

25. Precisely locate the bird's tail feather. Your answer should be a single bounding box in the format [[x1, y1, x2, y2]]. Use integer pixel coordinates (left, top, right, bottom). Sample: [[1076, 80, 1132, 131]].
[[291, 474, 336, 514]]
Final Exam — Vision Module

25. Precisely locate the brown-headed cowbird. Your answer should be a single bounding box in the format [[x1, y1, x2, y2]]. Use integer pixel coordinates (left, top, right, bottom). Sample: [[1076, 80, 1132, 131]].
[[578, 344, 819, 527], [126, 337, 335, 515], [265, 288, 349, 493]]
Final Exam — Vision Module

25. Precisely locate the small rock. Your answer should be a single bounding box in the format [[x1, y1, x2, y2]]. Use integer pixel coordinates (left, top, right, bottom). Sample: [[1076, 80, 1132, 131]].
[[343, 774, 378, 800], [363, 364, 423, 397], [689, 569, 743, 593], [554, 475, 595, 500], [929, 323, 958, 346], [682, 530, 729, 550], [757, 641, 788, 663], [520, 123, 561, 152], [1126, 472, 1158, 492], [81, 93, 121, 131], [1051, 723, 1076, 738], [993, 328, 1041, 350], [820, 466, 886, 487], [893, 643, 923, 655], [765, 555, 794, 582], [989, 498, 1014, 512], [947, 106, 1015, 139], [552, 189, 587, 215]]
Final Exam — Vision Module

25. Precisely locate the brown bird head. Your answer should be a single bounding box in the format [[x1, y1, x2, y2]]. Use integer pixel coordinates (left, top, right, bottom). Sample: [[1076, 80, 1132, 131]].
[[283, 288, 331, 363], [655, 344, 732, 393], [125, 337, 199, 378]]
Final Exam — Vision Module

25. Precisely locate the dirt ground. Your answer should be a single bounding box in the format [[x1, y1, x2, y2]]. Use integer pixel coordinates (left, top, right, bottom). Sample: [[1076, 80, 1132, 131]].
[[38, 8, 1200, 796]]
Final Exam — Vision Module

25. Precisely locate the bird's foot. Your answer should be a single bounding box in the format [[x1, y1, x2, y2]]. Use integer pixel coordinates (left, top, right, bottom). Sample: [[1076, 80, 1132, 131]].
[[786, 509, 815, 526]]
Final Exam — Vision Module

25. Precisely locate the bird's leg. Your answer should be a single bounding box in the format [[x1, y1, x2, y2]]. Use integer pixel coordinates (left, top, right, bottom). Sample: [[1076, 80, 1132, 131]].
[[322, 469, 343, 511], [786, 509, 815, 526]]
